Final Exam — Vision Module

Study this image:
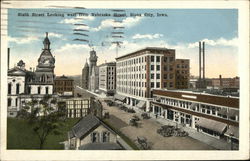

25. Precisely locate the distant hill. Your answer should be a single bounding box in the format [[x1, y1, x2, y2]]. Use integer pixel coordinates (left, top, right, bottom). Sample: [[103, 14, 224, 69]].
[[69, 75, 81, 87]]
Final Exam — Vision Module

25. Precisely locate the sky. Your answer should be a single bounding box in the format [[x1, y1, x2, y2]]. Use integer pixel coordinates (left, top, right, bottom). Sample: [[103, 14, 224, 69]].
[[7, 8, 238, 78]]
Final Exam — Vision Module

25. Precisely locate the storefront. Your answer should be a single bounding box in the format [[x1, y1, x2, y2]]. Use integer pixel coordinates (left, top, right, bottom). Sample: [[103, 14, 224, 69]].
[[196, 117, 227, 139]]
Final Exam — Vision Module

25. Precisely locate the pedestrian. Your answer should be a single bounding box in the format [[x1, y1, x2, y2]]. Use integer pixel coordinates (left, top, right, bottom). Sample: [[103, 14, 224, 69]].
[[156, 113, 158, 119]]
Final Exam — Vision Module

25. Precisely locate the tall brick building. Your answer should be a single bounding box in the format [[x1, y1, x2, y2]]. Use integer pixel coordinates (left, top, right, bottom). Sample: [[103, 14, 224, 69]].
[[115, 47, 190, 111]]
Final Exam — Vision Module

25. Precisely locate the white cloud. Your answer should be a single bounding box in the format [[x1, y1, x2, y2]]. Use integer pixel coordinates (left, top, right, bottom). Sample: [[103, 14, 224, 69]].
[[54, 43, 89, 53], [132, 33, 163, 40], [188, 37, 238, 48], [48, 32, 63, 38], [92, 16, 143, 31], [60, 15, 95, 24], [8, 36, 39, 44]]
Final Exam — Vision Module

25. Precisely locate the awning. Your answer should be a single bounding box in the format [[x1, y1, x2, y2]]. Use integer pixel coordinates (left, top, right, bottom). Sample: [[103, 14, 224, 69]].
[[136, 101, 146, 109], [196, 117, 227, 134], [224, 126, 239, 139], [114, 94, 126, 101], [228, 109, 239, 117], [218, 108, 228, 115]]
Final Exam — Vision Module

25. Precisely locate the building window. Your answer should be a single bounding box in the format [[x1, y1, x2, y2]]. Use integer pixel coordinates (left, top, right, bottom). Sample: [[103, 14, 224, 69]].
[[102, 131, 110, 142], [151, 56, 154, 62], [46, 87, 49, 94], [8, 98, 11, 107], [156, 82, 160, 88], [169, 57, 174, 62], [164, 74, 168, 79], [163, 82, 167, 88], [151, 74, 154, 79], [28, 86, 31, 94], [16, 84, 20, 94], [38, 87, 41, 94], [151, 65, 154, 71], [156, 65, 160, 71], [151, 82, 154, 88], [156, 56, 160, 62], [8, 83, 11, 94], [156, 74, 160, 79], [91, 132, 99, 143], [15, 98, 18, 107]]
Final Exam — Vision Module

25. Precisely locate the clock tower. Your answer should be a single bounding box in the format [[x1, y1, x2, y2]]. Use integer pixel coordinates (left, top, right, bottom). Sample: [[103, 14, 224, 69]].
[[35, 32, 55, 84]]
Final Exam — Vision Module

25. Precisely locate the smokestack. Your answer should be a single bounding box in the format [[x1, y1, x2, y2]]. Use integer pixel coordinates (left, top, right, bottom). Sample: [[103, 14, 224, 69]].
[[7, 48, 10, 70], [203, 41, 205, 80], [199, 41, 201, 80], [219, 75, 222, 86]]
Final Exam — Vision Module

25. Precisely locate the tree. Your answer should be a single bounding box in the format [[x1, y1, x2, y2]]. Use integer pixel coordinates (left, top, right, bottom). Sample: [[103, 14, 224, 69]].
[[17, 95, 65, 149]]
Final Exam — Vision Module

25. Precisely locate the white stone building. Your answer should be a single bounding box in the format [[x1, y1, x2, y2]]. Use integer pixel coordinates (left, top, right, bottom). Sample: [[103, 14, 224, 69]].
[[7, 66, 26, 117], [98, 62, 116, 96]]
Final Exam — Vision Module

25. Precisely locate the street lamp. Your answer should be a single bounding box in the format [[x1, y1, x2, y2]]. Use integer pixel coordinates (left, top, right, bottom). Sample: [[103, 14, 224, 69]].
[[229, 133, 234, 150]]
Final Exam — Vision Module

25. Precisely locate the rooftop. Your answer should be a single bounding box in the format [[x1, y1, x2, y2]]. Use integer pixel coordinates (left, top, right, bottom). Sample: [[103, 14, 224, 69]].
[[153, 89, 239, 108], [71, 115, 100, 139], [116, 47, 175, 60], [55, 75, 74, 81], [98, 61, 116, 67]]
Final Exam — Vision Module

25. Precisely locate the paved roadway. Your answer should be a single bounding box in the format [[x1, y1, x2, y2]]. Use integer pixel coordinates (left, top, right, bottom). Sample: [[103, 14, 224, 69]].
[[101, 100, 216, 150]]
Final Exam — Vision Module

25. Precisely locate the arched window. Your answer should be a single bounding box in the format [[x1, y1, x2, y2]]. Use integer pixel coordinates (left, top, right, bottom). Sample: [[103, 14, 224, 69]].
[[102, 131, 110, 142], [41, 75, 46, 82], [16, 84, 20, 94], [91, 132, 99, 143], [8, 83, 12, 94], [8, 98, 12, 107]]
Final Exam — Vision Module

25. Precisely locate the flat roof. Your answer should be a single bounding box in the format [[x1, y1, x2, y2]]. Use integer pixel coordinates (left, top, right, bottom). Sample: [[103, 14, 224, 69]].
[[98, 61, 116, 67], [116, 47, 175, 60], [153, 89, 239, 108]]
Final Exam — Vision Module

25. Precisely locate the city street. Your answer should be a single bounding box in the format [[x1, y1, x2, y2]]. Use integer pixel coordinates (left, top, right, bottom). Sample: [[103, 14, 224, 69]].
[[101, 101, 215, 150]]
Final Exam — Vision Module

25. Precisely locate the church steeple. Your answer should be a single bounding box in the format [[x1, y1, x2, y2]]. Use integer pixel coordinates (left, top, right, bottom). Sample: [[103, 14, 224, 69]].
[[43, 32, 50, 50]]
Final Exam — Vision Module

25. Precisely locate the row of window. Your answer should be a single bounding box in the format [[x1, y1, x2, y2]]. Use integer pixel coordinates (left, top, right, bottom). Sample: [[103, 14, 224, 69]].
[[153, 96, 239, 121], [117, 55, 175, 68], [118, 81, 147, 87], [176, 64, 189, 69], [176, 70, 189, 74], [117, 87, 146, 97], [27, 86, 50, 95], [67, 109, 88, 118], [117, 73, 146, 80], [91, 131, 110, 143], [55, 87, 73, 91], [117, 56, 148, 67], [8, 83, 20, 95], [54, 81, 73, 86], [117, 65, 146, 73], [117, 81, 174, 89], [7, 98, 18, 107]]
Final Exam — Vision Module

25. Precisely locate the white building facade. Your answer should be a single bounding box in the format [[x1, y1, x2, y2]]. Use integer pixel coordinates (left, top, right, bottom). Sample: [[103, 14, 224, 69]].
[[151, 89, 239, 144], [98, 62, 116, 96], [115, 47, 177, 111], [7, 67, 26, 117]]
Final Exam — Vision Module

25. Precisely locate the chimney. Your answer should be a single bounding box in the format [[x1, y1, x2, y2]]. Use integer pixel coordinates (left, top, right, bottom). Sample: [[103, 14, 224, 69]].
[[7, 48, 10, 70], [219, 75, 222, 86], [202, 41, 205, 80], [199, 41, 201, 81]]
